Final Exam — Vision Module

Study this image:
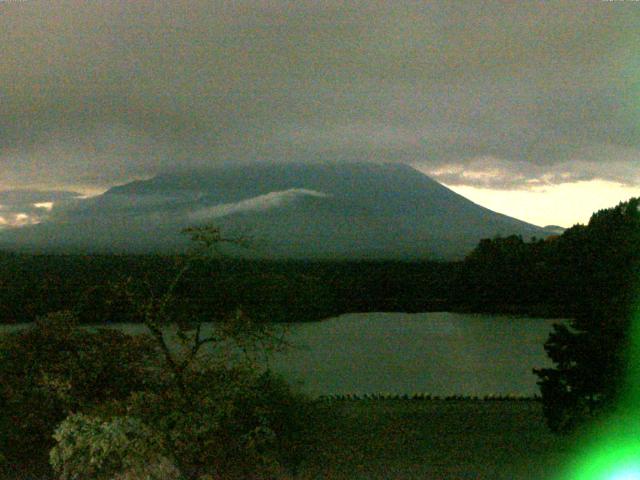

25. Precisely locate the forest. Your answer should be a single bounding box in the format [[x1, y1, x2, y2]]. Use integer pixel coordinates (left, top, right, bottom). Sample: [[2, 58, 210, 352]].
[[1, 199, 637, 325]]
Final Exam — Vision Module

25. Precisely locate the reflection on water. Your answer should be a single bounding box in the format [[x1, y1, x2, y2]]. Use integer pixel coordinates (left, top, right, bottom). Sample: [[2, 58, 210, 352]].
[[267, 312, 565, 397]]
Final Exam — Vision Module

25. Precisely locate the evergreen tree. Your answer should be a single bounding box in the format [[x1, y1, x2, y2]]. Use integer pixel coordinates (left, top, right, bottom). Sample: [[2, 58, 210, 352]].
[[534, 198, 640, 432]]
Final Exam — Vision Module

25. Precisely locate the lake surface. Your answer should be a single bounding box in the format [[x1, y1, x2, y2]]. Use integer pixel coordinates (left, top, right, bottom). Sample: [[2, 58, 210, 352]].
[[0, 312, 565, 397], [266, 312, 564, 397]]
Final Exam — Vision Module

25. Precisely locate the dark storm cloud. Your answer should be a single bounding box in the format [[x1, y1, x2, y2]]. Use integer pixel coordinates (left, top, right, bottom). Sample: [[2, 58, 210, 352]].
[[1, 0, 639, 191]]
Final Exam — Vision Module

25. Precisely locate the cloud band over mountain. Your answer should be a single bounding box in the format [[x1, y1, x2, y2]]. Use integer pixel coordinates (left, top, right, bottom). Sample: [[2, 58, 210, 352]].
[[188, 189, 331, 222]]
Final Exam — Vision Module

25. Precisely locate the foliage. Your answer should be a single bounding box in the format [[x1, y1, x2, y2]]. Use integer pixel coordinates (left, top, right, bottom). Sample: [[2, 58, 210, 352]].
[[534, 198, 640, 432], [48, 364, 310, 480], [0, 251, 460, 325], [49, 413, 179, 480], [44, 225, 311, 480], [0, 311, 158, 466], [459, 234, 559, 314], [116, 226, 306, 479], [122, 366, 309, 479]]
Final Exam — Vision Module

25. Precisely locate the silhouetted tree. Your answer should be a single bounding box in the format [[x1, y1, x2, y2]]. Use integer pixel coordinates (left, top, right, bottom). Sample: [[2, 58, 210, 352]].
[[534, 198, 640, 432]]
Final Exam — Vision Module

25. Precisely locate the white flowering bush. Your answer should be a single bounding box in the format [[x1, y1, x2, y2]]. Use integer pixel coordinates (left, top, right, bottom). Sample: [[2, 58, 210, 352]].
[[49, 413, 180, 480]]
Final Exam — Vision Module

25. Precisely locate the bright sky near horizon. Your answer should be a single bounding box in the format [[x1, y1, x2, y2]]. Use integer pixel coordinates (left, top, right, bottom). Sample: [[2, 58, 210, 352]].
[[0, 1, 639, 229], [443, 181, 640, 228]]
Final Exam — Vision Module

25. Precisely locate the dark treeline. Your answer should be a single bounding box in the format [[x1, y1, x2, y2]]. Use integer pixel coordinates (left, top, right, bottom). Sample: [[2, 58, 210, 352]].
[[1, 198, 637, 324], [0, 254, 461, 324], [462, 198, 639, 321]]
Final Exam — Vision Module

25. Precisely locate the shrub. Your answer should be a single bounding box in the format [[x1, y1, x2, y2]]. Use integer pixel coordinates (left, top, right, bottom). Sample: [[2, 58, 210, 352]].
[[50, 413, 180, 480], [0, 311, 159, 467], [123, 365, 310, 479]]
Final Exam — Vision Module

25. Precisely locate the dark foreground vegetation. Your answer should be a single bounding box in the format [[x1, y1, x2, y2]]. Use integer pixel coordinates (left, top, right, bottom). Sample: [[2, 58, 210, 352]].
[[0, 198, 638, 479], [3, 394, 577, 480], [534, 198, 640, 433], [0, 295, 311, 480]]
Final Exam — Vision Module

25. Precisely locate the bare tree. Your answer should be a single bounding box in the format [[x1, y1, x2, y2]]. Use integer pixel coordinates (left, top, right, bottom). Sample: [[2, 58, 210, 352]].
[[121, 225, 288, 394]]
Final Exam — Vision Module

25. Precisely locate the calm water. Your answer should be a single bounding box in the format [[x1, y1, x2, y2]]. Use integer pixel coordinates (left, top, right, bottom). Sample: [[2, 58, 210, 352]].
[[267, 312, 564, 397], [1, 312, 564, 397]]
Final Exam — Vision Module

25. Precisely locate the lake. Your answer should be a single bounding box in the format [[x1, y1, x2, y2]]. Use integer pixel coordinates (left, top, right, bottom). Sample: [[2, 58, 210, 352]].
[[267, 312, 564, 397], [0, 312, 565, 398]]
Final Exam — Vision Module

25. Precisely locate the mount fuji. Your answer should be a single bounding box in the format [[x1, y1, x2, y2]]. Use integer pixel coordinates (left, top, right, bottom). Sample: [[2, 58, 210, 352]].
[[0, 162, 549, 260]]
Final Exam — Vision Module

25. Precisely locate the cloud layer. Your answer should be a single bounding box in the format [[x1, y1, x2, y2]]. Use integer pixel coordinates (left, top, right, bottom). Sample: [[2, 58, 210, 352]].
[[188, 189, 330, 221], [0, 190, 81, 227], [1, 1, 639, 191]]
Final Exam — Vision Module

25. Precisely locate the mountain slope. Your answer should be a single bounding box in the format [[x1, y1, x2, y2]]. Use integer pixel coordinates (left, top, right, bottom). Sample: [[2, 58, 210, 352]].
[[0, 162, 548, 259]]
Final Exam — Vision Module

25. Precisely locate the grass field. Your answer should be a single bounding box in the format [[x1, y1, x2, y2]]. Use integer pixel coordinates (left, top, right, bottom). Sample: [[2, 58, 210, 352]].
[[4, 398, 578, 480], [293, 398, 575, 480]]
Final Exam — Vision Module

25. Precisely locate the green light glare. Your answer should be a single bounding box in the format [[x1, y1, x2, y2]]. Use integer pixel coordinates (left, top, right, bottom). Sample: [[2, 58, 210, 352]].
[[610, 468, 640, 480], [558, 302, 640, 480], [621, 303, 640, 410], [557, 413, 640, 480]]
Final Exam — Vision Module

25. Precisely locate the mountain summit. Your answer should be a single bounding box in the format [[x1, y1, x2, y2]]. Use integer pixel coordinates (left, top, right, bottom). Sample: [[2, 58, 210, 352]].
[[0, 162, 547, 259]]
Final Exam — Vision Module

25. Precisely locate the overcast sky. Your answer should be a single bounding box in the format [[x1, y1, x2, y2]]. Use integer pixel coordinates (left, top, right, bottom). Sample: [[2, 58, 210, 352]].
[[1, 0, 639, 226]]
